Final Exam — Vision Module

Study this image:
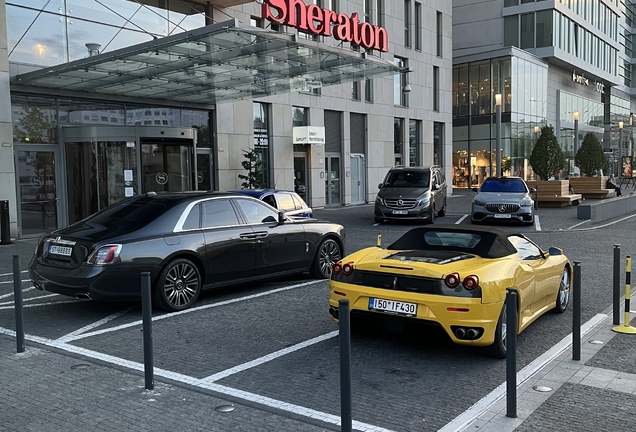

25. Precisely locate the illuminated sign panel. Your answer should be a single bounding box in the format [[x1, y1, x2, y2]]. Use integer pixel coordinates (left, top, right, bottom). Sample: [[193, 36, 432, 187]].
[[262, 0, 389, 52]]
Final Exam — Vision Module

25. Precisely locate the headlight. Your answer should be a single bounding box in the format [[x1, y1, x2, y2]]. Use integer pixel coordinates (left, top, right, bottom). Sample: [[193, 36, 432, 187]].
[[417, 198, 429, 206], [520, 201, 533, 207], [375, 196, 385, 205], [473, 199, 486, 206]]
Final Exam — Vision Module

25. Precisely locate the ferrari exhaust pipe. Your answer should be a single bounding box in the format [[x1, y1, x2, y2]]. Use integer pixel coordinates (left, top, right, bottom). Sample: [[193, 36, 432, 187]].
[[466, 328, 479, 339], [329, 307, 339, 319], [455, 327, 466, 339]]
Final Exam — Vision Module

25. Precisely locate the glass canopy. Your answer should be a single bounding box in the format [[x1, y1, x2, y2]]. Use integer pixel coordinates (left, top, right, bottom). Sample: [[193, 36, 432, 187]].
[[14, 19, 401, 106]]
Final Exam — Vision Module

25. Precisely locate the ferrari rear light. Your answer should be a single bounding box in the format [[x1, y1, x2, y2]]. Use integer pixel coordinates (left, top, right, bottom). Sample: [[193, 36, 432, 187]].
[[332, 262, 343, 275], [463, 275, 479, 290], [88, 245, 122, 265], [444, 272, 461, 288], [342, 262, 354, 276]]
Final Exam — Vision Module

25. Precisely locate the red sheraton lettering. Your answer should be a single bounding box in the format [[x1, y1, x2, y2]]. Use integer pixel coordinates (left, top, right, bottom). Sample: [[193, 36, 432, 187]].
[[262, 0, 388, 52]]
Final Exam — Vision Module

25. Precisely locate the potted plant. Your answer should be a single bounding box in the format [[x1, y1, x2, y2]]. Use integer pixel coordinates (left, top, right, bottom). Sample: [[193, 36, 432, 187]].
[[238, 149, 262, 189], [526, 125, 570, 198], [570, 132, 609, 191]]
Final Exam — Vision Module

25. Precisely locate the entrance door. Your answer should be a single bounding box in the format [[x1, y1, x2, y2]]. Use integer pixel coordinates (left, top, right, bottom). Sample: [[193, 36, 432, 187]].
[[350, 155, 366, 204], [65, 141, 137, 224], [293, 154, 308, 201], [325, 155, 341, 206], [15, 148, 60, 236], [141, 139, 194, 193]]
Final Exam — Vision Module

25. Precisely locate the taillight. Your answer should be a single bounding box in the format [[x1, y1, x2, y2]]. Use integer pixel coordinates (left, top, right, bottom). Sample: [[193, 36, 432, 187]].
[[88, 245, 122, 265], [342, 261, 354, 276], [463, 275, 479, 290], [332, 262, 343, 275], [445, 272, 460, 288]]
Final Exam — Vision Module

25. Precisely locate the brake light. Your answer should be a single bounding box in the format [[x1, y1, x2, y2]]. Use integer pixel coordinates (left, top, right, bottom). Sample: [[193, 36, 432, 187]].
[[463, 275, 479, 290], [332, 262, 343, 275], [88, 245, 122, 265], [342, 262, 354, 276], [444, 272, 460, 288]]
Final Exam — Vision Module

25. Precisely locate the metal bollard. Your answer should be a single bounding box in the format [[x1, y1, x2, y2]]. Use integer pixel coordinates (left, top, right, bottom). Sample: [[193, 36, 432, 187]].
[[534, 188, 538, 210], [13, 255, 24, 353], [572, 262, 581, 360], [506, 288, 517, 419], [613, 257, 636, 334], [1, 200, 10, 245], [338, 299, 352, 432], [141, 272, 154, 390], [613, 245, 621, 325]]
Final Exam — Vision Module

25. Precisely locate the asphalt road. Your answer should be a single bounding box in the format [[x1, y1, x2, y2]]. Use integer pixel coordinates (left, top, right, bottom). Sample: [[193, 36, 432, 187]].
[[0, 189, 633, 432]]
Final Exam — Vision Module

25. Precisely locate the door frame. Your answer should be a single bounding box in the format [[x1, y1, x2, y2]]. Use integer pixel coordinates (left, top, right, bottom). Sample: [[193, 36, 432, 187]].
[[14, 145, 62, 238], [350, 154, 366, 205], [324, 153, 342, 207]]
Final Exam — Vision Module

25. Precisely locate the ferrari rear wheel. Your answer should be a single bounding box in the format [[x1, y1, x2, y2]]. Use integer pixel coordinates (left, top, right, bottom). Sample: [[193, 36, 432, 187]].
[[311, 238, 342, 278], [486, 303, 507, 359], [153, 258, 202, 312], [553, 267, 570, 313]]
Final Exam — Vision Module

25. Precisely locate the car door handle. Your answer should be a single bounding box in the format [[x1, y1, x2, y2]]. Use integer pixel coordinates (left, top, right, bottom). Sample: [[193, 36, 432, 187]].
[[253, 231, 269, 239], [240, 233, 257, 240]]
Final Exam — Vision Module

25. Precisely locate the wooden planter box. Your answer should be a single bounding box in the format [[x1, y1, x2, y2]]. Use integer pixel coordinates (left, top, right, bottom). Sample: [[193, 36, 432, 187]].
[[525, 180, 582, 207], [569, 176, 613, 199]]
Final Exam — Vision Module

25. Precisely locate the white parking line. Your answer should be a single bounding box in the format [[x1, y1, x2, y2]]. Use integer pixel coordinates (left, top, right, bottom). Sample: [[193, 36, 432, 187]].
[[56, 306, 138, 343], [438, 312, 606, 432], [63, 280, 323, 342], [0, 286, 35, 300], [568, 219, 591, 230], [0, 279, 31, 285], [200, 331, 339, 384], [0, 293, 59, 306], [0, 299, 79, 310], [0, 327, 396, 432], [455, 214, 468, 224], [535, 215, 541, 231], [0, 270, 28, 278]]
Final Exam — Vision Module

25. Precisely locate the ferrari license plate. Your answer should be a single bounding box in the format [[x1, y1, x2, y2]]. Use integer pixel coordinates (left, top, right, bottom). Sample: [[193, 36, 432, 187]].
[[494, 214, 511, 218], [50, 245, 73, 256], [369, 298, 417, 316], [391, 210, 408, 215]]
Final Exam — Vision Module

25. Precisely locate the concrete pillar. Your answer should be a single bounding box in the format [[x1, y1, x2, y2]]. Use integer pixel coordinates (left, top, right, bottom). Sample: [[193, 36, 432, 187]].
[[0, 0, 17, 240]]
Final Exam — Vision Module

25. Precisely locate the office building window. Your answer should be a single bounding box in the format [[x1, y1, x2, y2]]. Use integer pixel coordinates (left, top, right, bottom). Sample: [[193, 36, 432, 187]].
[[504, 15, 519, 47], [433, 66, 440, 112], [414, 3, 422, 50], [376, 0, 384, 27], [250, 17, 263, 28], [365, 79, 373, 102], [363, 0, 370, 22], [292, 106, 308, 127], [520, 13, 534, 49], [352, 81, 361, 100], [434, 122, 444, 167], [394, 57, 408, 107], [404, 0, 412, 48], [436, 11, 443, 57], [409, 120, 421, 166], [394, 118, 405, 166]]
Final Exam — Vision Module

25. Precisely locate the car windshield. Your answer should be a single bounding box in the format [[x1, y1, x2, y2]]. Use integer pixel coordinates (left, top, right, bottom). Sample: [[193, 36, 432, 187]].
[[384, 170, 430, 187], [480, 179, 527, 193]]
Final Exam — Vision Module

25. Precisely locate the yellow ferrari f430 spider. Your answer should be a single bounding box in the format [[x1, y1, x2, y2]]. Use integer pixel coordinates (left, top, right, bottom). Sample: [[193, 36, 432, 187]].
[[328, 225, 571, 358]]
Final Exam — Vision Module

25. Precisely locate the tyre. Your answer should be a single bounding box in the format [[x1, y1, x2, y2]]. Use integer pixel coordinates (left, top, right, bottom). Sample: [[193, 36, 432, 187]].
[[485, 303, 508, 359], [311, 238, 342, 278], [552, 267, 570, 313], [427, 206, 435, 224], [438, 200, 446, 217], [374, 217, 383, 224], [153, 258, 202, 312]]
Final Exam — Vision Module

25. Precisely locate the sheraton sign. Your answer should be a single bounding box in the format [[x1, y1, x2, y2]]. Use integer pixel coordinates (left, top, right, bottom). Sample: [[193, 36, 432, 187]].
[[262, 0, 389, 52]]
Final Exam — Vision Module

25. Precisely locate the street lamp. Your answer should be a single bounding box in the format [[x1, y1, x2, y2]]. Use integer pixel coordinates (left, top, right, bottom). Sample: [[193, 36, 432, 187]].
[[573, 112, 579, 176], [619, 121, 624, 177], [495, 93, 502, 177]]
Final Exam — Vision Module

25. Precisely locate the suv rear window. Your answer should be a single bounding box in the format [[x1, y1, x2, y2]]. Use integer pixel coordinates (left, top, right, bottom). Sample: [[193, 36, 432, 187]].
[[384, 170, 430, 187], [481, 179, 527, 193]]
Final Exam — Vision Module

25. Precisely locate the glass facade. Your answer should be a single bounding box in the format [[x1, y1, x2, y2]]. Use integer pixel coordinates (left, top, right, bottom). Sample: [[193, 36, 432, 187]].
[[453, 56, 548, 186]]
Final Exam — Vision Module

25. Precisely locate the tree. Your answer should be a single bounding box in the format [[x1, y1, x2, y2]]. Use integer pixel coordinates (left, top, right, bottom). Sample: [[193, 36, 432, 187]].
[[529, 125, 566, 180], [575, 132, 607, 177], [238, 149, 262, 189], [15, 107, 53, 143]]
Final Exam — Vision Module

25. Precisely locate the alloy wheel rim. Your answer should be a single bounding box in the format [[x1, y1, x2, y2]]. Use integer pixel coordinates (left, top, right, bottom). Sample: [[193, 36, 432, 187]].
[[319, 241, 341, 277], [164, 263, 199, 307], [559, 269, 570, 308]]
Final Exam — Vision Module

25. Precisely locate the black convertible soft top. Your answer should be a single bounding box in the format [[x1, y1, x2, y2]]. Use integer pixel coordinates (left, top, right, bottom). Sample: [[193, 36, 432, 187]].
[[387, 225, 519, 259]]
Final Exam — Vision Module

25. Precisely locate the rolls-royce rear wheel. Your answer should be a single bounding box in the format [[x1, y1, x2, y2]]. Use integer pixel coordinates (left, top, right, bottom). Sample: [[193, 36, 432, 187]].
[[153, 258, 202, 312]]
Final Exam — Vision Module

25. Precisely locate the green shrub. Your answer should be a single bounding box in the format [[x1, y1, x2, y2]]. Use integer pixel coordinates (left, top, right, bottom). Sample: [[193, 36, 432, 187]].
[[529, 125, 566, 180], [575, 132, 607, 177]]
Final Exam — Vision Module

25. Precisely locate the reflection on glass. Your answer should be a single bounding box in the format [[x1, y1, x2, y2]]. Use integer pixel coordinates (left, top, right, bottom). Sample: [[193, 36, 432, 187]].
[[325, 157, 341, 205], [142, 143, 192, 192], [8, 6, 67, 66], [196, 153, 212, 190], [17, 150, 57, 235], [12, 101, 57, 144], [294, 156, 307, 200]]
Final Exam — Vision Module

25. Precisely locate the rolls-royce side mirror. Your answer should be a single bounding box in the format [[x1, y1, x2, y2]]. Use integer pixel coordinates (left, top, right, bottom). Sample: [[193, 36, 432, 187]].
[[378, 183, 383, 189]]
